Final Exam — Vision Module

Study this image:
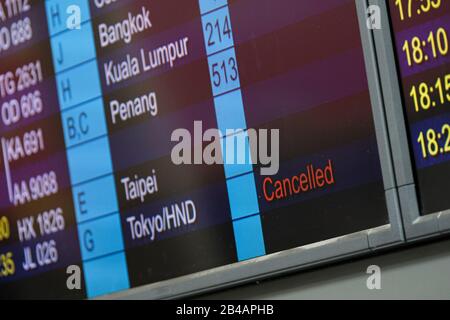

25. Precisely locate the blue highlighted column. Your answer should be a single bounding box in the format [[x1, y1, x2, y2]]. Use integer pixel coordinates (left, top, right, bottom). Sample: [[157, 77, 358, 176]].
[[45, 0, 129, 298], [199, 0, 266, 261]]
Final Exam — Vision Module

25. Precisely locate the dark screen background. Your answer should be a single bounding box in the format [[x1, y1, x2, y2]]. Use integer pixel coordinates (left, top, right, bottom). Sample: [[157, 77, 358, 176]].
[[0, 0, 389, 298]]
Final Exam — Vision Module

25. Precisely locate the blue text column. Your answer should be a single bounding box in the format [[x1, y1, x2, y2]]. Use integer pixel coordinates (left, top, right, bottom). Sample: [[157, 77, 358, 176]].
[[45, 0, 129, 297], [199, 0, 266, 261]]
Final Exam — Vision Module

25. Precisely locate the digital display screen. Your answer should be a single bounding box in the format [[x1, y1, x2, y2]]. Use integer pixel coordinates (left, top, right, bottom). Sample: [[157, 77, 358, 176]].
[[0, 0, 389, 298], [387, 0, 450, 215]]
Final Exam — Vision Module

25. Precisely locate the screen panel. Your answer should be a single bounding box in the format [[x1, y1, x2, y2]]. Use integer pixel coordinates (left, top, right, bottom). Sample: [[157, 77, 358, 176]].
[[387, 0, 450, 216], [0, 0, 401, 299], [372, 0, 450, 239]]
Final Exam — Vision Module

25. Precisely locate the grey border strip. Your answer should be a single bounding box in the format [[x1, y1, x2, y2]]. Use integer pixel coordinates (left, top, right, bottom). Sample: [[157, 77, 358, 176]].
[[100, 0, 404, 300], [101, 229, 383, 300], [356, 0, 404, 247], [370, 0, 450, 240]]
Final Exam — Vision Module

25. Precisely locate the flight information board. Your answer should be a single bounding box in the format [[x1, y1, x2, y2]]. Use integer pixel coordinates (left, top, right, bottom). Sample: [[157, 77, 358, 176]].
[[387, 0, 450, 216], [0, 0, 393, 299]]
